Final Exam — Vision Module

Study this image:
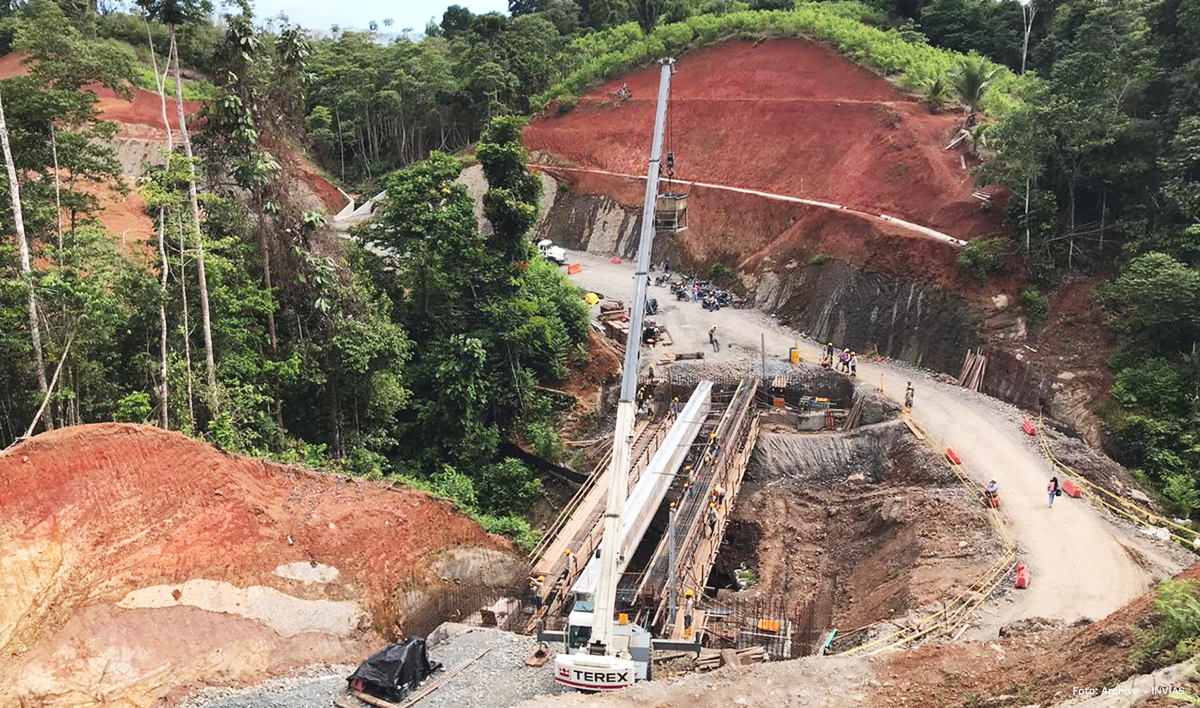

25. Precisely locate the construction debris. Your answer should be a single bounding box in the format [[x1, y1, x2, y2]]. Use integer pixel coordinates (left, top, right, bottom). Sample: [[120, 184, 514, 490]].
[[695, 645, 768, 671]]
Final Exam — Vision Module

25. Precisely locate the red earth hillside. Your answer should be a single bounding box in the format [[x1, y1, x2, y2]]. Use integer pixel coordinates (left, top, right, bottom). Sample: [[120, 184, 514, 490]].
[[524, 38, 1002, 244], [0, 423, 518, 707]]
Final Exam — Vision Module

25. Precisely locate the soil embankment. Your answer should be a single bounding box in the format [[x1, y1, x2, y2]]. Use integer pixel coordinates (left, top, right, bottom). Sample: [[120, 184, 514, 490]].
[[0, 424, 519, 707]]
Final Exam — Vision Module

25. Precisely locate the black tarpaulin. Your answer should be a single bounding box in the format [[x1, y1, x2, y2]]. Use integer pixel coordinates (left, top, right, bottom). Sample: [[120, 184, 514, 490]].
[[347, 638, 441, 701]]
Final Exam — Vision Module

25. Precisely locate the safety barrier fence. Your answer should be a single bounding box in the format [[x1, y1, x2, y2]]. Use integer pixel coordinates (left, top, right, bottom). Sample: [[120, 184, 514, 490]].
[[1036, 414, 1200, 549]]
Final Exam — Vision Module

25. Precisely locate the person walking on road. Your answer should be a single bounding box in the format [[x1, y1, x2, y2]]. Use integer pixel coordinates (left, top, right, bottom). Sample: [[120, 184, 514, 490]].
[[709, 325, 720, 352], [1048, 476, 1060, 508], [849, 351, 858, 377], [904, 382, 915, 411], [825, 341, 836, 362]]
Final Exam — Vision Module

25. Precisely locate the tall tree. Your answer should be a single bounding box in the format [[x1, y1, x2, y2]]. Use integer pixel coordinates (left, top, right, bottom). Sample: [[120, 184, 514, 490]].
[[0, 88, 50, 420], [138, 0, 218, 412]]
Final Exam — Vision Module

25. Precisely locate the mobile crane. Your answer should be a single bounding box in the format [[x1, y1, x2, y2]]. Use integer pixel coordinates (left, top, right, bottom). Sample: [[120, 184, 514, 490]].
[[553, 57, 675, 693]]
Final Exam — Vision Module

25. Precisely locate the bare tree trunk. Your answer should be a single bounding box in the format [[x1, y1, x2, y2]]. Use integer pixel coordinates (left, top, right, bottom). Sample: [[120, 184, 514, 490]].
[[257, 191, 282, 429], [149, 17, 174, 429], [177, 214, 195, 430], [1020, 4, 1036, 75], [170, 29, 218, 414], [50, 125, 63, 251], [334, 104, 345, 183], [0, 88, 51, 426], [1023, 177, 1031, 255]]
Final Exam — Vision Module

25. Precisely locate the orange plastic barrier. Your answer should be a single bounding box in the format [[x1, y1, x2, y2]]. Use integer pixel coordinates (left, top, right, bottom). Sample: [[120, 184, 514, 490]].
[[567, 263, 582, 275], [1021, 420, 1036, 435], [946, 448, 962, 465], [1015, 563, 1030, 589], [610, 256, 622, 264], [1062, 479, 1082, 498]]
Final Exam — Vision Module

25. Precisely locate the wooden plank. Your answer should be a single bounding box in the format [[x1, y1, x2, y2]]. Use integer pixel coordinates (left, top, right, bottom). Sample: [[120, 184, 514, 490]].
[[903, 417, 925, 440], [334, 699, 360, 708], [720, 648, 741, 668], [351, 691, 401, 708]]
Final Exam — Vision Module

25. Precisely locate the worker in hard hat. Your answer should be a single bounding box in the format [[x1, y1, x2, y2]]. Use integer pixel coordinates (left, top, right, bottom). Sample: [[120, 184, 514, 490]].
[[713, 484, 726, 506], [905, 382, 915, 411], [683, 589, 695, 637], [531, 575, 547, 609], [670, 396, 680, 415], [849, 351, 858, 377], [706, 502, 718, 536], [825, 341, 836, 361]]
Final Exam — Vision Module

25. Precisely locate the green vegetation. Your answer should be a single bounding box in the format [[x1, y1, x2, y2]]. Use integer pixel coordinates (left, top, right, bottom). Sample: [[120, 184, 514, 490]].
[[532, 3, 1029, 115], [1132, 579, 1200, 671], [808, 252, 829, 265], [1019, 287, 1047, 326], [956, 236, 1006, 284], [3, 0, 1200, 530], [130, 64, 216, 100]]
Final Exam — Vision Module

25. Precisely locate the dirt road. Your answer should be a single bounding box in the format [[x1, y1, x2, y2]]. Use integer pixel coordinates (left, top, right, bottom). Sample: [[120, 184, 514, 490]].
[[568, 251, 1183, 631]]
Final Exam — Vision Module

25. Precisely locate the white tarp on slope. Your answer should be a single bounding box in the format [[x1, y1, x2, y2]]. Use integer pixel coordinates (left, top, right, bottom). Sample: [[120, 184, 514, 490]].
[[572, 381, 713, 600]]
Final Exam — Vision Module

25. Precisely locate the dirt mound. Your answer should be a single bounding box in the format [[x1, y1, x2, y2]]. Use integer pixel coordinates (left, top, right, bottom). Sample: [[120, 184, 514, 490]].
[[871, 562, 1200, 707], [525, 38, 1002, 242], [0, 423, 518, 707]]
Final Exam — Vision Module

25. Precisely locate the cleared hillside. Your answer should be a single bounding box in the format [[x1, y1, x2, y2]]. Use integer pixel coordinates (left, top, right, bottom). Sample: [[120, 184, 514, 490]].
[[0, 424, 518, 707], [524, 38, 1001, 244]]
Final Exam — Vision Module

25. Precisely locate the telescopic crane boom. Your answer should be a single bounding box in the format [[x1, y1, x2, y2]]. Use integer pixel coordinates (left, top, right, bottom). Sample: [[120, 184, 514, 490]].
[[553, 57, 674, 692]]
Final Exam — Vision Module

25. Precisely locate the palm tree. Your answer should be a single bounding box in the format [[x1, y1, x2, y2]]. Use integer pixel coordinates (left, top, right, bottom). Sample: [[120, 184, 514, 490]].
[[922, 75, 952, 111], [951, 56, 1002, 125]]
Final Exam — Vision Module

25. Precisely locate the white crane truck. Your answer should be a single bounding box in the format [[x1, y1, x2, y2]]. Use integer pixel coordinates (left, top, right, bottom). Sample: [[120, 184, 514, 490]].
[[552, 57, 676, 693]]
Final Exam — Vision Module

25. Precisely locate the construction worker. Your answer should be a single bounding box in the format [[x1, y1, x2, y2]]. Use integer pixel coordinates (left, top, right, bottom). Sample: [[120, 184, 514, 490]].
[[712, 484, 726, 506], [530, 575, 546, 609], [564, 548, 576, 575], [825, 341, 835, 361], [838, 348, 851, 373], [683, 589, 695, 637], [648, 364, 656, 380], [706, 502, 718, 536], [904, 382, 915, 411], [670, 396, 680, 415], [849, 351, 858, 377], [681, 480, 691, 501], [709, 325, 719, 352], [986, 479, 999, 508]]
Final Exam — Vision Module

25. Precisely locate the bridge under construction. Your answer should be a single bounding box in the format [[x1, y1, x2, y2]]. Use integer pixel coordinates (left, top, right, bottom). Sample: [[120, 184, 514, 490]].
[[527, 371, 867, 655]]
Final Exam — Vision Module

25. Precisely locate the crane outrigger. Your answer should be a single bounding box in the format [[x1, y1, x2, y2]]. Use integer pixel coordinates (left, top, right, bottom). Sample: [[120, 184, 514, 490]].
[[553, 57, 675, 693]]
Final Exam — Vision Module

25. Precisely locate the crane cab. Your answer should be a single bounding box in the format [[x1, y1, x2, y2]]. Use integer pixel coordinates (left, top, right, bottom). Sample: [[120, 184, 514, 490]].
[[555, 603, 652, 690]]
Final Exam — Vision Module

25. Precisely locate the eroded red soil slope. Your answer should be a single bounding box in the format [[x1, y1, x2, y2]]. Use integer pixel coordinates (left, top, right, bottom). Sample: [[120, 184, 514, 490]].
[[0, 424, 516, 706], [525, 38, 1000, 242]]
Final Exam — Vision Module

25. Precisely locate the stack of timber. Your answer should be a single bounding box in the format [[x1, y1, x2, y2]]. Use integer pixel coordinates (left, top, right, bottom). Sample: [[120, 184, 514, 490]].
[[957, 349, 988, 392], [842, 396, 865, 431], [695, 645, 769, 672]]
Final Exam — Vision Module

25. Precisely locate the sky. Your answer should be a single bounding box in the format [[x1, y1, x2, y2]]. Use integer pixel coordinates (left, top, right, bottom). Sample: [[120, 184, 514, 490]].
[[247, 0, 510, 33]]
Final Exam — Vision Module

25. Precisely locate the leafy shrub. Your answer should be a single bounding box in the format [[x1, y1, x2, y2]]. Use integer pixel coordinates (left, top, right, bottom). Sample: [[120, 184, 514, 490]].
[[1132, 579, 1200, 670], [957, 236, 1007, 284], [708, 262, 735, 282], [555, 95, 577, 114], [1112, 359, 1187, 415], [114, 391, 152, 423], [1020, 287, 1048, 325], [476, 458, 543, 515], [809, 252, 829, 265], [477, 513, 542, 552]]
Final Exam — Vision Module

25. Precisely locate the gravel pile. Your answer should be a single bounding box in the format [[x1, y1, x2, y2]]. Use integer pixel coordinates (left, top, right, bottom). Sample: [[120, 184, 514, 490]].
[[183, 629, 563, 708], [180, 664, 356, 708], [417, 627, 564, 708]]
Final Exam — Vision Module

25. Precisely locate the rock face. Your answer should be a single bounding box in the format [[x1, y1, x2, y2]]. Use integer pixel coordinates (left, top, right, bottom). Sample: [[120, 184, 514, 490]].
[[755, 260, 979, 375], [0, 424, 520, 707]]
